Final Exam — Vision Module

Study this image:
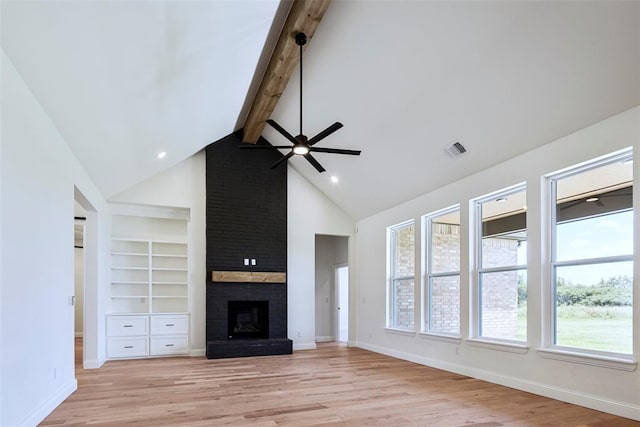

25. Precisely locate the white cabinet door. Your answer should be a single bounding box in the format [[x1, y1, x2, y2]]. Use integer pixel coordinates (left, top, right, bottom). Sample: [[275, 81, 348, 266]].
[[150, 336, 189, 355], [106, 315, 148, 336], [150, 315, 188, 335], [107, 337, 149, 358]]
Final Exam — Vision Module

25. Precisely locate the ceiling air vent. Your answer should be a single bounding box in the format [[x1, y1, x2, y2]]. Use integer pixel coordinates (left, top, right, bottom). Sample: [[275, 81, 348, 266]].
[[443, 141, 467, 158]]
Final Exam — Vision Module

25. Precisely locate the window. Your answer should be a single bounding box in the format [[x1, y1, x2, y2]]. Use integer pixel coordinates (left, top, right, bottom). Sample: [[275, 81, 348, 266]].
[[549, 149, 633, 355], [475, 185, 527, 342], [388, 221, 415, 330], [424, 206, 460, 335]]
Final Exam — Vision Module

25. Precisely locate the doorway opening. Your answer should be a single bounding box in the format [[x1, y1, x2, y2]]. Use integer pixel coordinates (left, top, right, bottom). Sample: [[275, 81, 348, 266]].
[[73, 201, 85, 369], [74, 187, 98, 370], [335, 265, 349, 343], [314, 235, 349, 344]]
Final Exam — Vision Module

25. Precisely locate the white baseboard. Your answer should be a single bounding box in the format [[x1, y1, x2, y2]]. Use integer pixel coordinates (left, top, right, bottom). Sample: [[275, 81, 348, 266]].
[[18, 379, 77, 427], [83, 358, 105, 369], [293, 342, 317, 351], [190, 349, 206, 357], [315, 336, 334, 343], [355, 341, 640, 421]]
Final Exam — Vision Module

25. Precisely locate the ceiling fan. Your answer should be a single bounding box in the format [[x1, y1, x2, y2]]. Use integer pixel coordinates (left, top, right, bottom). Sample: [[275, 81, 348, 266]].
[[241, 32, 361, 173]]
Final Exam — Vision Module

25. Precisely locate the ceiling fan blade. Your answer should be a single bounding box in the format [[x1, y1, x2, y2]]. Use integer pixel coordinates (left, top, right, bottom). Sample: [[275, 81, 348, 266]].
[[240, 145, 292, 149], [270, 151, 294, 169], [308, 122, 343, 146], [310, 147, 361, 156], [266, 120, 299, 145], [304, 153, 326, 173]]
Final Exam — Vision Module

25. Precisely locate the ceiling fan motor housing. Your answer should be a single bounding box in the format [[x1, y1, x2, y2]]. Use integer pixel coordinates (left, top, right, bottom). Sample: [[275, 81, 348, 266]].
[[295, 32, 307, 46]]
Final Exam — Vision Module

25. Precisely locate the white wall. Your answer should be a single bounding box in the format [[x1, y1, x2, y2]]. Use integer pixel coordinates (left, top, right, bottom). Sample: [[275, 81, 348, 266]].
[[1, 49, 110, 426], [315, 235, 348, 341], [288, 169, 355, 350], [354, 106, 640, 420], [109, 151, 207, 355]]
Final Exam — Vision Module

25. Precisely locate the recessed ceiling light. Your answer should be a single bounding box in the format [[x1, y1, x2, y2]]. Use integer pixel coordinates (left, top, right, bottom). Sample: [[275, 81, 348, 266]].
[[330, 176, 339, 183], [156, 151, 167, 159], [496, 197, 507, 203], [586, 197, 599, 202]]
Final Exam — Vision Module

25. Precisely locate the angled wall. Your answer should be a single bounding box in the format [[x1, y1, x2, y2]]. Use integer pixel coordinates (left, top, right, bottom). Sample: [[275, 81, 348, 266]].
[[1, 49, 109, 427]]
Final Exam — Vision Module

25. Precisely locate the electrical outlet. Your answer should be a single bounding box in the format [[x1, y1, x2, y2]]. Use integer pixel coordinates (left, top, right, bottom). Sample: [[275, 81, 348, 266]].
[[244, 258, 249, 266], [455, 346, 460, 356], [251, 259, 256, 266]]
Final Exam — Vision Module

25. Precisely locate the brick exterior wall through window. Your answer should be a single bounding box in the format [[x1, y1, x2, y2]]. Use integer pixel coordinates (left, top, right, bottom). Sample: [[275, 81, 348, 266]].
[[428, 223, 519, 338], [392, 224, 414, 329]]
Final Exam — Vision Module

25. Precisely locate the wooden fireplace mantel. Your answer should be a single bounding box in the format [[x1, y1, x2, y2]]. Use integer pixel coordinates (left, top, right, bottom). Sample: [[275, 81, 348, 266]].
[[211, 271, 286, 284]]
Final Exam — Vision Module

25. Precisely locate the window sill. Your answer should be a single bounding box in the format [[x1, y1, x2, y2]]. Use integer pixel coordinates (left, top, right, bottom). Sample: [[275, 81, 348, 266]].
[[467, 338, 529, 354], [384, 327, 416, 337], [418, 332, 462, 344], [537, 348, 637, 372]]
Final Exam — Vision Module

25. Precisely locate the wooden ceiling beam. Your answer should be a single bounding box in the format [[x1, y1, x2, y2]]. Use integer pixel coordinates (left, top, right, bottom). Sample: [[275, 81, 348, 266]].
[[241, 0, 332, 143]]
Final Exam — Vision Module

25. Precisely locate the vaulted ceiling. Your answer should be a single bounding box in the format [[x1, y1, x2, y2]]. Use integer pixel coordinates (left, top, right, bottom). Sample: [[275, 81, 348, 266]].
[[2, 1, 639, 220]]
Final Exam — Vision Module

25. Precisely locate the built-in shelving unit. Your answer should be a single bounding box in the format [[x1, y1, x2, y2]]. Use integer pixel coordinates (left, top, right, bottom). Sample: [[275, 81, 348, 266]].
[[107, 206, 190, 359]]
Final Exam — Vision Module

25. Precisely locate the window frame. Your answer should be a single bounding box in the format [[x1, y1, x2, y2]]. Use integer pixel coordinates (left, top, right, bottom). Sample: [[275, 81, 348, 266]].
[[547, 148, 634, 359], [422, 205, 461, 337], [473, 183, 528, 345], [387, 219, 416, 331]]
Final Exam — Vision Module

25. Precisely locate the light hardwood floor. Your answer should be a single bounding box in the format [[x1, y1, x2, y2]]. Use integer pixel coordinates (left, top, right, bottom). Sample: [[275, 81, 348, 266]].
[[40, 339, 638, 426]]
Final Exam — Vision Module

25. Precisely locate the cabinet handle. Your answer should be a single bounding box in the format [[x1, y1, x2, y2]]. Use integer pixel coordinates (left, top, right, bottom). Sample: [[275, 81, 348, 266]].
[[165, 324, 174, 327], [124, 346, 134, 349], [165, 344, 174, 347], [123, 325, 133, 328]]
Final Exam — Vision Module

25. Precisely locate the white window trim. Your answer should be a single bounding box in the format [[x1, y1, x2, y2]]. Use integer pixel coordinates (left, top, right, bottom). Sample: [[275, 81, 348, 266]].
[[536, 348, 636, 372], [467, 338, 529, 354], [418, 331, 462, 344], [472, 183, 528, 344], [422, 205, 461, 337], [544, 147, 634, 361]]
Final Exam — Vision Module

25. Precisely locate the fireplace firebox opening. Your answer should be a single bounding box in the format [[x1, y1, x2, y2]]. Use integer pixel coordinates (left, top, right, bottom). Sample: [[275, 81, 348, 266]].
[[228, 300, 269, 339]]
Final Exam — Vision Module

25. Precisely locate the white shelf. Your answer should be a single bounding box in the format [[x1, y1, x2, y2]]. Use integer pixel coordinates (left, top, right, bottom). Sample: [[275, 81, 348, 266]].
[[109, 211, 190, 317], [112, 281, 148, 285], [152, 282, 188, 285], [113, 251, 148, 255], [152, 254, 187, 258]]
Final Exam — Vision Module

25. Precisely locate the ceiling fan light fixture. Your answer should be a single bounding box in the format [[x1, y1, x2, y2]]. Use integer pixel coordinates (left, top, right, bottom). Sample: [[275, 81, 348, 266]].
[[293, 145, 310, 155]]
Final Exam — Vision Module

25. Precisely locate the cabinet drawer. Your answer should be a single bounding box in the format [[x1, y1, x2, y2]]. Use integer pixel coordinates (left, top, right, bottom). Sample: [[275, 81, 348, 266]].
[[107, 337, 149, 358], [107, 315, 148, 336], [150, 335, 189, 355], [150, 315, 188, 335]]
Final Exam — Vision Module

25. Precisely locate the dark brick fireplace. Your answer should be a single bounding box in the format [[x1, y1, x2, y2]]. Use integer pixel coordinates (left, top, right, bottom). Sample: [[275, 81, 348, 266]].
[[205, 132, 292, 359]]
